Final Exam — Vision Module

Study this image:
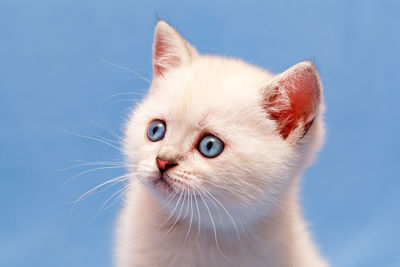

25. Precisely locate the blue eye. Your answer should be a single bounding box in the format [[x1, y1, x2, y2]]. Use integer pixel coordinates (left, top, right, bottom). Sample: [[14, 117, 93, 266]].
[[147, 120, 166, 142], [198, 134, 224, 158]]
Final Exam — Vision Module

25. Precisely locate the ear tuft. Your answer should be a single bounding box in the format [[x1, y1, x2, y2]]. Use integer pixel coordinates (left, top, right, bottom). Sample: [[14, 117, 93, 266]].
[[262, 61, 321, 140], [153, 20, 197, 77]]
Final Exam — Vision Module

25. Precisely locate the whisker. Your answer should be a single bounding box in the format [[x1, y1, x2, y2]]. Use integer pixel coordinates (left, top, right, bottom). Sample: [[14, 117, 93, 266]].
[[91, 121, 125, 144], [265, 192, 288, 215], [159, 189, 184, 230], [105, 185, 130, 210], [56, 161, 124, 173], [93, 185, 128, 220], [109, 98, 141, 106], [165, 189, 187, 235], [104, 92, 146, 102], [194, 186, 227, 259], [63, 129, 124, 154], [195, 177, 256, 209], [193, 187, 201, 249], [182, 187, 190, 221], [185, 187, 194, 242], [100, 176, 129, 193], [198, 187, 225, 231], [71, 159, 126, 164], [200, 186, 242, 243], [99, 57, 151, 84], [72, 174, 128, 211], [93, 133, 121, 145], [151, 188, 179, 216], [63, 165, 125, 185]]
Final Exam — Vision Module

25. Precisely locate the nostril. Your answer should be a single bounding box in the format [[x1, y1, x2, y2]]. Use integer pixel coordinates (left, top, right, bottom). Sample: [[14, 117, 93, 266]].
[[156, 157, 178, 173], [164, 163, 177, 171]]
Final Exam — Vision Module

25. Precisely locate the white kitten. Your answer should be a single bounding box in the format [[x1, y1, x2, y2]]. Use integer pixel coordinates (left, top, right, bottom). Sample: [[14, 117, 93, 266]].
[[116, 20, 328, 267]]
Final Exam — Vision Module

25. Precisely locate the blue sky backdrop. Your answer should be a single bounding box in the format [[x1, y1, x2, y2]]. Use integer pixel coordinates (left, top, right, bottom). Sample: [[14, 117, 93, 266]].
[[1, 1, 399, 266]]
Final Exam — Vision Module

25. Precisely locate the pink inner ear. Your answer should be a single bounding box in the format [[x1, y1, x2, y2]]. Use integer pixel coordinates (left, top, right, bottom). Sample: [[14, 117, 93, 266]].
[[267, 65, 320, 139], [153, 34, 181, 77]]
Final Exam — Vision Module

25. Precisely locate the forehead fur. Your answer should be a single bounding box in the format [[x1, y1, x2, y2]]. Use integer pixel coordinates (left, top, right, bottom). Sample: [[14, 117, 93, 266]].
[[147, 56, 275, 127]]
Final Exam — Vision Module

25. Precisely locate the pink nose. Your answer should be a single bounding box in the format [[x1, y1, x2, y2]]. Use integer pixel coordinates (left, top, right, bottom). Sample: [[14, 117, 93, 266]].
[[156, 157, 177, 173]]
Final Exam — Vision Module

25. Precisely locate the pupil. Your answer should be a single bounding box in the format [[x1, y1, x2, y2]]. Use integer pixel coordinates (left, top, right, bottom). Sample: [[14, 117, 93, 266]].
[[153, 126, 158, 134], [206, 141, 213, 150]]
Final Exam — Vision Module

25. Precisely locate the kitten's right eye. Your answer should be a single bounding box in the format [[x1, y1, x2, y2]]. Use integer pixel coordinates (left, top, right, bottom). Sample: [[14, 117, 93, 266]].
[[147, 120, 166, 142]]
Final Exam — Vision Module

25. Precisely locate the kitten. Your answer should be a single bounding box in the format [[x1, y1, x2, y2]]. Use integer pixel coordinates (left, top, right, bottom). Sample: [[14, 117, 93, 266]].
[[116, 20, 328, 267]]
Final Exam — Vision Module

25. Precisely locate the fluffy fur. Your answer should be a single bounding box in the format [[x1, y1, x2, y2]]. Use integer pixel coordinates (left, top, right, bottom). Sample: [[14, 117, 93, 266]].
[[116, 20, 328, 267]]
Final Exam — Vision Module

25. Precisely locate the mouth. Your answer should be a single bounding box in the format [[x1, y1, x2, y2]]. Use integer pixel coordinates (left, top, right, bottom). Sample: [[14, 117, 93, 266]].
[[154, 175, 174, 192]]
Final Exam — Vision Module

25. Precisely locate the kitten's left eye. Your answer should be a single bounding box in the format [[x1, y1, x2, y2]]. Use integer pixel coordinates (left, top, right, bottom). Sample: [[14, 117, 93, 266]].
[[147, 120, 166, 142], [198, 134, 224, 158]]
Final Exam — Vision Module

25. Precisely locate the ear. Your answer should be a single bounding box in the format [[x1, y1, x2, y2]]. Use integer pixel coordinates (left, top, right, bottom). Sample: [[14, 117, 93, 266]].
[[262, 61, 322, 141], [152, 20, 197, 77]]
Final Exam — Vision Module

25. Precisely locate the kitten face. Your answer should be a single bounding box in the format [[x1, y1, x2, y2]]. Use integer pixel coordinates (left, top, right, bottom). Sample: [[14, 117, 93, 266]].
[[123, 21, 324, 230]]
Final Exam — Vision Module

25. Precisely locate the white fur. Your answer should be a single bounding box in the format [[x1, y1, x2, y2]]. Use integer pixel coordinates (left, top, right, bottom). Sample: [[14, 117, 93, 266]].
[[115, 21, 328, 267]]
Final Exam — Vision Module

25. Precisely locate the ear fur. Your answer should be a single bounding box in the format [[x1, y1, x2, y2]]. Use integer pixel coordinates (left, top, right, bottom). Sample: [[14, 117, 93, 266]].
[[262, 61, 322, 141], [153, 20, 197, 77]]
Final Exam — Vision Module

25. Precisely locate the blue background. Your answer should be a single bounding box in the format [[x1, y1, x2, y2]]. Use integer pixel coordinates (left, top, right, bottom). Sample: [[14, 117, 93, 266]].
[[1, 1, 399, 266]]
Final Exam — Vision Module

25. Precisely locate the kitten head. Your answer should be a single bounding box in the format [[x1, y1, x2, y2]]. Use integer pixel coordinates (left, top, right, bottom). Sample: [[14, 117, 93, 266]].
[[124, 20, 324, 229]]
